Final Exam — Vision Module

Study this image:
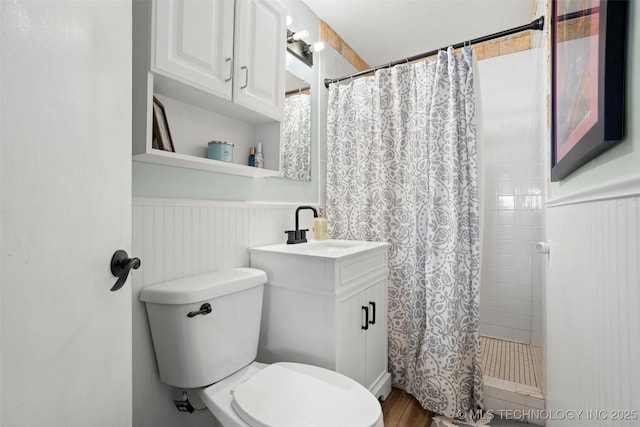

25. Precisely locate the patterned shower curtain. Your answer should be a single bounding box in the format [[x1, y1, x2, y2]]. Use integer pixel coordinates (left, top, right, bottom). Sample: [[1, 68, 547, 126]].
[[326, 47, 484, 420], [280, 93, 311, 181]]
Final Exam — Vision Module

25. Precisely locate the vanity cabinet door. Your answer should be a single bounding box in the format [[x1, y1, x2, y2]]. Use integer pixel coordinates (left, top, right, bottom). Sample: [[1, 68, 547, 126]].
[[337, 277, 388, 392], [152, 0, 234, 99], [338, 287, 368, 386], [233, 0, 286, 121], [364, 278, 388, 391]]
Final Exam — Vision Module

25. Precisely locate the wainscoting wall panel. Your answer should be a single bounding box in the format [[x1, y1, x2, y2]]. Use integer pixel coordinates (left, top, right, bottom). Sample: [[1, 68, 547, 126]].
[[545, 195, 640, 426], [133, 200, 309, 286]]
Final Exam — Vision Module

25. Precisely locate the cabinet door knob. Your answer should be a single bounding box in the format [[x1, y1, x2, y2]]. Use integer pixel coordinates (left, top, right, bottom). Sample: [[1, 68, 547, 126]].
[[361, 306, 369, 330], [369, 301, 376, 325], [240, 66, 249, 89]]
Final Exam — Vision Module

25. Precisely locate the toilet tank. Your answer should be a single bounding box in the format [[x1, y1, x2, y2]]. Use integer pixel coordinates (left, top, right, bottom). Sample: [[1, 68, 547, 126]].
[[140, 268, 267, 388]]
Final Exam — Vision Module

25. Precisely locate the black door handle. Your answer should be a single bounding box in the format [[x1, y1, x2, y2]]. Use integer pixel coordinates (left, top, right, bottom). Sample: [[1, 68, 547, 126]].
[[369, 301, 376, 325], [110, 250, 141, 291], [361, 306, 369, 330]]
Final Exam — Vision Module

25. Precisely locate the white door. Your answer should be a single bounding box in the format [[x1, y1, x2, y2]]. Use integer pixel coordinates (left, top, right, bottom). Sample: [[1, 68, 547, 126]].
[[153, 0, 235, 99], [234, 0, 286, 121], [1, 1, 133, 426]]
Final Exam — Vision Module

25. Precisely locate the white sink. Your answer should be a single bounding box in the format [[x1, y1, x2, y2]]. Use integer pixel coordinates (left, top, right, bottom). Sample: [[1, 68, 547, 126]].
[[304, 241, 361, 251], [249, 239, 387, 259]]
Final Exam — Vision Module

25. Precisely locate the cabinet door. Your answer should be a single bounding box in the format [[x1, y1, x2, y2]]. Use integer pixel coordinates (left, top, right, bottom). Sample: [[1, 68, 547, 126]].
[[153, 0, 234, 99], [365, 278, 388, 390], [337, 277, 388, 391], [338, 288, 368, 386], [233, 0, 286, 121]]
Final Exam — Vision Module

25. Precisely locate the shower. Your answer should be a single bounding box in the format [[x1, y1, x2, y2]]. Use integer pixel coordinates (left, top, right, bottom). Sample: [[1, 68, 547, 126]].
[[477, 43, 546, 423]]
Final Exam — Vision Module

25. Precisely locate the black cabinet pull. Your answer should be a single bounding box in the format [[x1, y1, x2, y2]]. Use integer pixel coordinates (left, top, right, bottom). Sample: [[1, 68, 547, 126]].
[[361, 306, 369, 330], [369, 301, 376, 325]]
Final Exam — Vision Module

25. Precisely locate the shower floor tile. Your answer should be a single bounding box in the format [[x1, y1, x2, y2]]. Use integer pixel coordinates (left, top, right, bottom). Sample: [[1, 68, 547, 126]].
[[480, 337, 545, 425], [480, 336, 537, 387]]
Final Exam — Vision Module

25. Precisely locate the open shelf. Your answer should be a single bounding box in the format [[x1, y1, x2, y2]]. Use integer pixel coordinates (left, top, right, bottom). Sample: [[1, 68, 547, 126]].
[[133, 149, 281, 178], [132, 2, 283, 180]]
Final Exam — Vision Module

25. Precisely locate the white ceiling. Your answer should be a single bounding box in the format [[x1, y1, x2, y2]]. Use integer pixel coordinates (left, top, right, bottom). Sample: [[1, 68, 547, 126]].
[[301, 0, 536, 67]]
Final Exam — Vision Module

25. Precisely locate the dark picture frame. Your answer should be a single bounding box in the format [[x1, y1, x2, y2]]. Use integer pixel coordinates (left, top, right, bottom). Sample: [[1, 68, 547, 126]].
[[152, 96, 175, 152], [551, 0, 628, 181]]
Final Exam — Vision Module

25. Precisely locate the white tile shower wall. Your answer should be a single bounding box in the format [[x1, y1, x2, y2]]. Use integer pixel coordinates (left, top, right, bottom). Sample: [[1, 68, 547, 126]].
[[317, 40, 358, 208], [477, 49, 545, 345], [131, 198, 315, 427]]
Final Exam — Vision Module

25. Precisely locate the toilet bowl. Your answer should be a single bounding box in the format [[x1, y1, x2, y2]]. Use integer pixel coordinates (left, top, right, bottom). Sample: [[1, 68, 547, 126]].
[[140, 268, 383, 427]]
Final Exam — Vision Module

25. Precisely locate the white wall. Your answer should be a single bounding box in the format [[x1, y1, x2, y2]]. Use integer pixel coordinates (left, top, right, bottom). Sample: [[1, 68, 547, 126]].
[[132, 199, 315, 427], [477, 49, 546, 345]]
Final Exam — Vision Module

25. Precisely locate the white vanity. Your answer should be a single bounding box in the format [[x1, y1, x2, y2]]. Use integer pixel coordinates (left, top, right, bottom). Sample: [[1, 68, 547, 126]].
[[249, 240, 391, 400]]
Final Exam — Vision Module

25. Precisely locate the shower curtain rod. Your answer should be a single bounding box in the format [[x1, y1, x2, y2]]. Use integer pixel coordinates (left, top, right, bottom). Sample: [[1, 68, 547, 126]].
[[324, 16, 545, 88], [285, 86, 311, 96]]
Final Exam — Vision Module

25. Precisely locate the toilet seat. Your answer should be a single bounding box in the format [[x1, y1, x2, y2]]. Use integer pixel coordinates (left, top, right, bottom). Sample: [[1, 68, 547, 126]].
[[231, 362, 381, 427]]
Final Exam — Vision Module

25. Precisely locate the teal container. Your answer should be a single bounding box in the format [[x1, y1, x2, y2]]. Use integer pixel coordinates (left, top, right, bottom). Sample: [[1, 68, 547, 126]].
[[207, 141, 234, 162]]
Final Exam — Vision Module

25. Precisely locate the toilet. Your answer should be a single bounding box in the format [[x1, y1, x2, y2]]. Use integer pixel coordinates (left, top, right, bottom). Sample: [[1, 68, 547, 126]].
[[140, 267, 384, 427]]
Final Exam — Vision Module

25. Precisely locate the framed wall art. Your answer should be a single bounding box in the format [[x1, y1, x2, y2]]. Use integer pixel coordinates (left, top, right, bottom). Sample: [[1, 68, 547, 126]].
[[152, 96, 175, 152], [551, 0, 628, 181]]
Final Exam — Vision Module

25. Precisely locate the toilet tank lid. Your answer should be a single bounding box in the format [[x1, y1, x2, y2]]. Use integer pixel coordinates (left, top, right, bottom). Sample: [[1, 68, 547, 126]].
[[139, 268, 267, 305]]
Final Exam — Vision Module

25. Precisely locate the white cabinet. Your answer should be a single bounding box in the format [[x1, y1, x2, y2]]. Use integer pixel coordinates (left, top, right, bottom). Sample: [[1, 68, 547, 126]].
[[249, 241, 392, 400], [132, 0, 285, 177], [152, 0, 234, 100], [152, 0, 285, 121], [233, 0, 286, 119]]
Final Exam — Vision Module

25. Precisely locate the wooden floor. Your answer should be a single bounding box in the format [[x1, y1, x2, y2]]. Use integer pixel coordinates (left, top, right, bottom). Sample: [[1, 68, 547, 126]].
[[381, 388, 433, 427]]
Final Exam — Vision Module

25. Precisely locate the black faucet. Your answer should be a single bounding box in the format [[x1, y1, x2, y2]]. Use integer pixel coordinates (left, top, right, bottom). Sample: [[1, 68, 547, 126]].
[[285, 206, 318, 244]]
